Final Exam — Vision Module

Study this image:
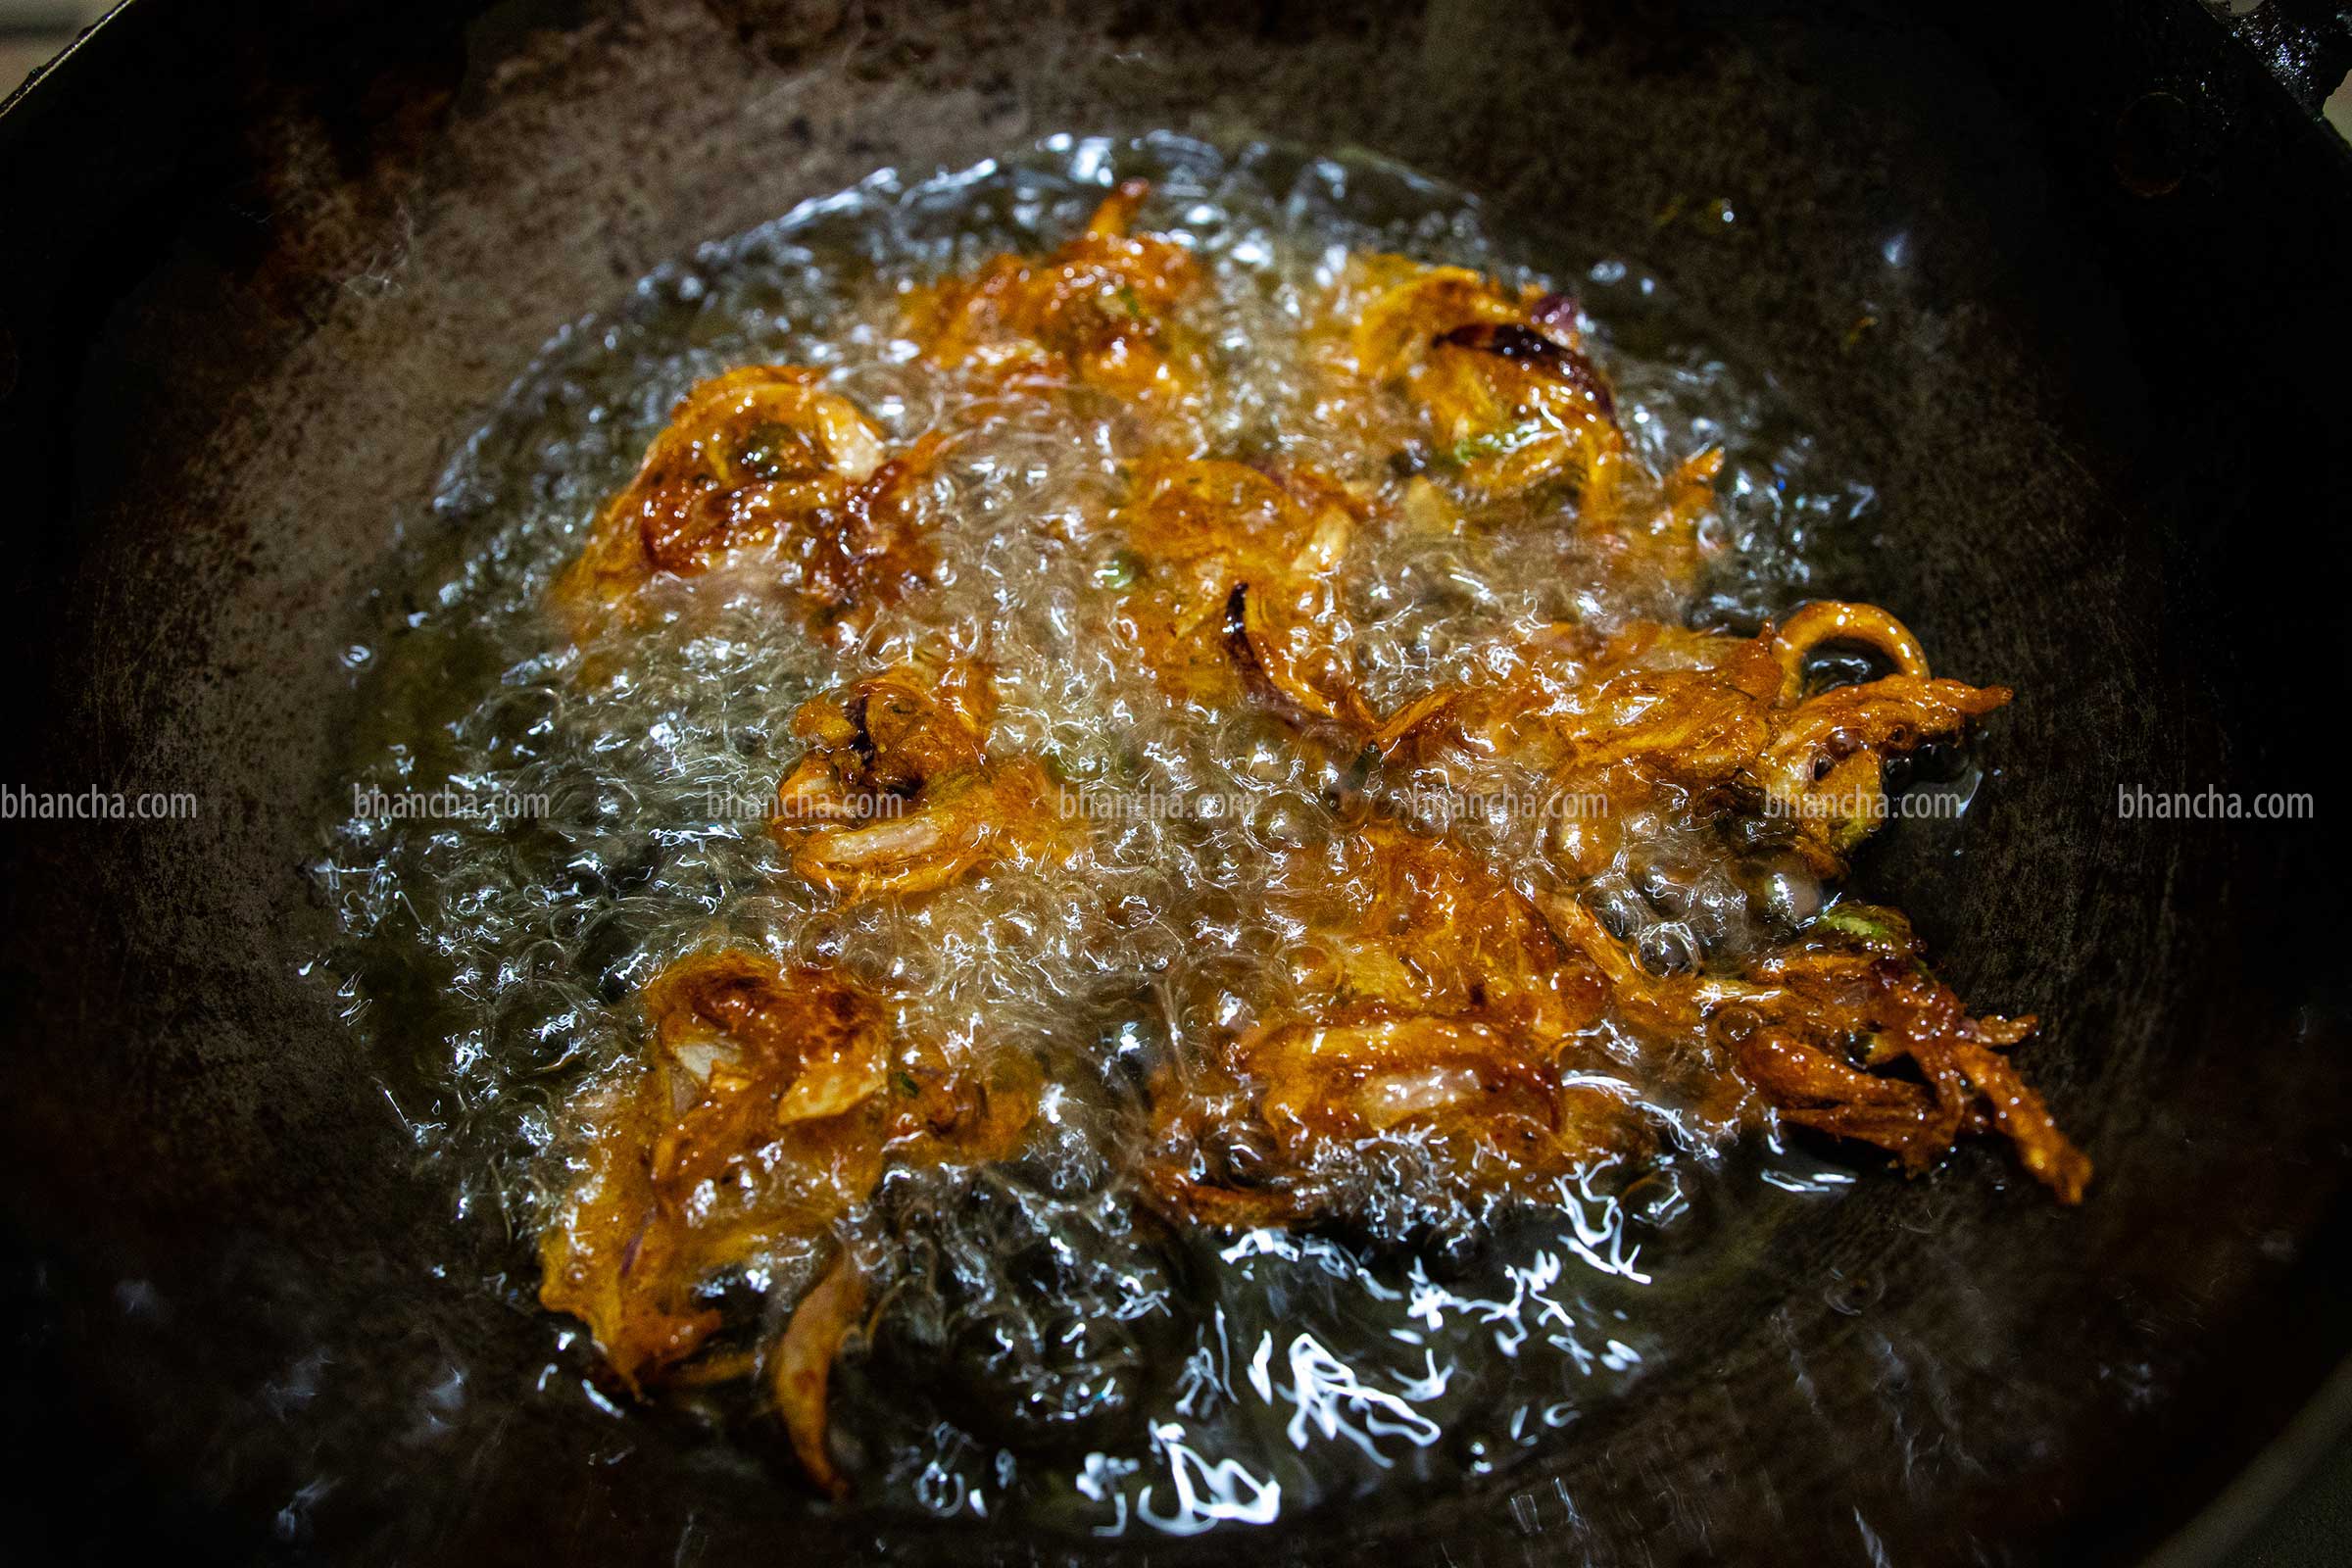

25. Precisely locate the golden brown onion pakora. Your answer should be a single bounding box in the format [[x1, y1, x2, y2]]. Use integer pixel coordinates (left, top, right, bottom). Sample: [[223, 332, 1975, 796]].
[[904, 178, 1202, 403], [1146, 822, 1648, 1229], [1544, 898, 2087, 1201], [1385, 606, 2012, 875], [1338, 257, 1726, 585], [554, 367, 941, 642], [1111, 457, 1375, 727], [769, 661, 1074, 901], [536, 951, 1036, 1491]]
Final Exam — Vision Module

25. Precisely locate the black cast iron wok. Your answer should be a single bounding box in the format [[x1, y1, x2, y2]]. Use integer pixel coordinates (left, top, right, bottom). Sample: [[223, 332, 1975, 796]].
[[3, 1, 2349, 1562]]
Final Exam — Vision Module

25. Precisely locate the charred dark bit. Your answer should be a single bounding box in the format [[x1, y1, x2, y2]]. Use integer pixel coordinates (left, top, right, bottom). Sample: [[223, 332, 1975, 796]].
[[1435, 321, 1617, 417]]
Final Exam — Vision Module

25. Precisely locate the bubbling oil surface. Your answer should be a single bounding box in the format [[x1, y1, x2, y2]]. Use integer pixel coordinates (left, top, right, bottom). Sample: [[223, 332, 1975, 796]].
[[311, 134, 1881, 1535]]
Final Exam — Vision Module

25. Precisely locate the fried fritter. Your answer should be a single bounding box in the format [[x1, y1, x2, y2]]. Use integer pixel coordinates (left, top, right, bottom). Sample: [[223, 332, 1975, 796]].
[[770, 661, 1074, 900], [1111, 457, 1376, 727], [1147, 822, 1639, 1230], [536, 951, 1036, 1490], [554, 367, 941, 642], [1338, 257, 1725, 585], [904, 178, 1202, 404]]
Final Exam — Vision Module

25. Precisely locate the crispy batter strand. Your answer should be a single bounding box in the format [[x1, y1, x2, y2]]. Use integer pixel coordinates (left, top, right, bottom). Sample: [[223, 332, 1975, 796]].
[[773, 1252, 868, 1498]]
